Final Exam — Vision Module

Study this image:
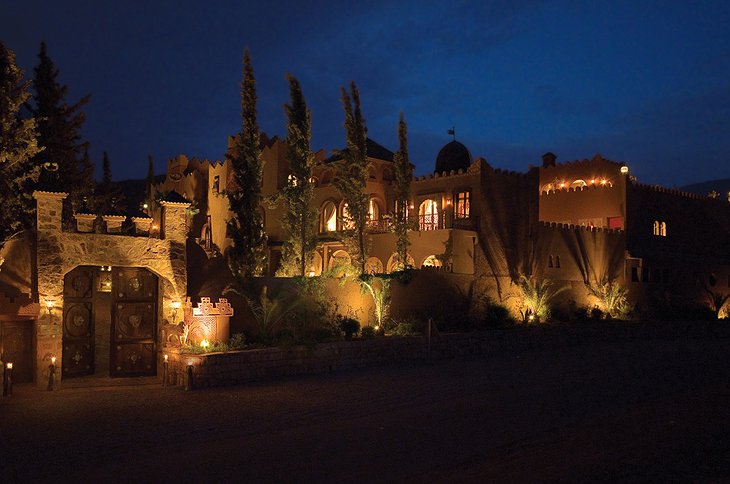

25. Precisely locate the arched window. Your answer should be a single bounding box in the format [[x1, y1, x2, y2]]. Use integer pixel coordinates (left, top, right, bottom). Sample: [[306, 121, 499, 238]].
[[570, 179, 587, 189], [541, 183, 554, 194], [422, 255, 442, 268], [387, 252, 415, 272], [321, 201, 337, 232], [364, 257, 383, 275], [653, 220, 660, 236], [328, 250, 351, 276], [660, 221, 667, 237], [308, 252, 323, 277], [419, 199, 439, 231]]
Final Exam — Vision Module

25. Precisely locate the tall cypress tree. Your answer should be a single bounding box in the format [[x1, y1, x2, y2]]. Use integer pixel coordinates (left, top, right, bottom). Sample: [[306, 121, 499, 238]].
[[227, 50, 268, 278], [0, 42, 42, 250], [30, 42, 90, 224], [78, 142, 95, 209], [392, 112, 413, 269], [97, 151, 124, 215], [333, 82, 369, 275], [145, 154, 156, 214], [279, 74, 317, 277]]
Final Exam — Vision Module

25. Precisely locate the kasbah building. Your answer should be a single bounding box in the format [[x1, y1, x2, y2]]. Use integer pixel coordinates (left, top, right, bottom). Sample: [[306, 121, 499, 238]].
[[1, 130, 729, 387]]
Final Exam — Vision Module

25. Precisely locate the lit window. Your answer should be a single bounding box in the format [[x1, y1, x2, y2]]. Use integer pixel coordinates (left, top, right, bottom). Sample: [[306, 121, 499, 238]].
[[570, 179, 586, 189], [660, 221, 667, 237], [455, 191, 470, 219], [322, 202, 337, 232], [419, 199, 439, 231], [213, 175, 220, 194], [653, 221, 660, 236], [422, 255, 442, 268]]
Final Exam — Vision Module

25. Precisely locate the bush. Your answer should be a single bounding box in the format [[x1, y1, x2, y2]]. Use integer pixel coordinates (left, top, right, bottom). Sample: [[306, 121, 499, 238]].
[[337, 316, 360, 340], [386, 315, 421, 336], [481, 302, 515, 329], [360, 326, 376, 339]]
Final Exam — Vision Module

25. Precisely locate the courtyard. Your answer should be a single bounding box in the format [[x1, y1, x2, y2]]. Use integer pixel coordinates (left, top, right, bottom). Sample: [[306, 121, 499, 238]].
[[3, 334, 730, 482]]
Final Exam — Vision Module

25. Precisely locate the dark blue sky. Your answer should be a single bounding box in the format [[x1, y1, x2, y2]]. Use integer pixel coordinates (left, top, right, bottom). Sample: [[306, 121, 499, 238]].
[[3, 0, 729, 187]]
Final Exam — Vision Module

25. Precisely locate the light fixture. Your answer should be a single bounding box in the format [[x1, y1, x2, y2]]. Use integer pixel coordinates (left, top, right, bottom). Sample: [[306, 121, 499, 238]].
[[601, 179, 607, 185], [6, 362, 12, 369], [164, 354, 168, 363], [45, 300, 55, 324], [620, 165, 629, 175], [51, 356, 56, 365], [201, 340, 210, 349], [171, 300, 182, 324]]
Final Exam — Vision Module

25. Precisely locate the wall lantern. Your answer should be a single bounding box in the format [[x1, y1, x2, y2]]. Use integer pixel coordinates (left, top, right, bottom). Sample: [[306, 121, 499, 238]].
[[171, 300, 182, 324], [620, 165, 629, 175], [45, 300, 55, 324]]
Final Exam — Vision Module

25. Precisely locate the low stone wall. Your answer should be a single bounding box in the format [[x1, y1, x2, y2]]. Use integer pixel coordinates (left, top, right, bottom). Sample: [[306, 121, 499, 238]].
[[166, 321, 730, 389]]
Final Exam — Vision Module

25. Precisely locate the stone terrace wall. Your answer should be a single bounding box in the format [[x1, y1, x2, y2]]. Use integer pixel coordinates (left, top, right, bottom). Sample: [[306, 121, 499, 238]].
[[167, 321, 730, 389]]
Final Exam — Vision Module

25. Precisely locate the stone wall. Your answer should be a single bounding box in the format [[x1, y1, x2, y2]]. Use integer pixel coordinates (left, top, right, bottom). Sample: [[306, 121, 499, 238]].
[[167, 321, 730, 389], [33, 191, 189, 385]]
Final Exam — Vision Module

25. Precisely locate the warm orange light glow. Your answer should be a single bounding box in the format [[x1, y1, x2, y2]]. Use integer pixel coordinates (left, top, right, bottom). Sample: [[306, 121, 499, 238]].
[[559, 182, 565, 188], [590, 179, 595, 184], [45, 300, 54, 309], [201, 340, 209, 349], [152, 224, 158, 230], [51, 356, 56, 365], [171, 301, 182, 310], [6, 362, 12, 369], [601, 179, 607, 185], [620, 166, 629, 174], [164, 354, 168, 362]]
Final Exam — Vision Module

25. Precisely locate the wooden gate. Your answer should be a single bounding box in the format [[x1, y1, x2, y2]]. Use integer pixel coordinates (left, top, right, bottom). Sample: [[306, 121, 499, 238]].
[[111, 267, 157, 377], [62, 267, 96, 378]]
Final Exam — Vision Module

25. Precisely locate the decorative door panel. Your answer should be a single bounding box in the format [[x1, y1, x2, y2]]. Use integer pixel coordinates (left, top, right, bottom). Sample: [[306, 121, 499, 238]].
[[62, 266, 95, 378], [1, 321, 34, 383], [115, 268, 156, 300], [112, 343, 155, 375], [111, 267, 157, 377], [62, 341, 94, 377]]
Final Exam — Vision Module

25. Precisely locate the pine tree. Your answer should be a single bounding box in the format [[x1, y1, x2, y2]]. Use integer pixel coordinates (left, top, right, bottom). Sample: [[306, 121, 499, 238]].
[[333, 82, 369, 275], [393, 112, 413, 269], [29, 41, 90, 225], [0, 42, 42, 250], [226, 50, 268, 278], [278, 75, 317, 277]]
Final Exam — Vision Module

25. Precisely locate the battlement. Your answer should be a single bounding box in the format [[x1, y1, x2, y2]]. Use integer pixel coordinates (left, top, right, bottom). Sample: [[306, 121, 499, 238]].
[[633, 181, 716, 201], [540, 183, 615, 195], [540, 154, 623, 172], [538, 220, 624, 234]]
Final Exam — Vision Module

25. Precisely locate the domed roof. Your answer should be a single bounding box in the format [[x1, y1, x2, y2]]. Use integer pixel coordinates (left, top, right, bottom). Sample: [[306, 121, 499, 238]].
[[435, 140, 471, 174]]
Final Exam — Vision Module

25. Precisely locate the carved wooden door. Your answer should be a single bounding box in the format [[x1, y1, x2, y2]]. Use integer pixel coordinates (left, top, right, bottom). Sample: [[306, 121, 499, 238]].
[[111, 268, 157, 377], [62, 266, 96, 377]]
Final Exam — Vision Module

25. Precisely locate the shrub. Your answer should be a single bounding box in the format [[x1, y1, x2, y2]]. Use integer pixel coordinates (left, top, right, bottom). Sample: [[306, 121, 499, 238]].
[[386, 315, 421, 336], [587, 279, 630, 319], [482, 302, 515, 329], [510, 275, 567, 323], [360, 325, 376, 339], [337, 316, 360, 340]]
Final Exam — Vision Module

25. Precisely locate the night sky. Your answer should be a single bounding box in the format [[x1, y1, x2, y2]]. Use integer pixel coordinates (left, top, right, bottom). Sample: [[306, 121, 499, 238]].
[[3, 0, 729, 187]]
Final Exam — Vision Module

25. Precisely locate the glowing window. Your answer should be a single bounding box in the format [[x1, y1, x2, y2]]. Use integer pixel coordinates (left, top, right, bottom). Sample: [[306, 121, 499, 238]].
[[653, 221, 660, 236], [422, 255, 442, 268], [321, 201, 337, 232], [365, 257, 383, 275], [419, 199, 439, 231], [328, 250, 351, 271], [570, 179, 586, 189], [455, 191, 470, 219], [387, 252, 415, 272], [541, 183, 554, 194], [660, 221, 667, 237]]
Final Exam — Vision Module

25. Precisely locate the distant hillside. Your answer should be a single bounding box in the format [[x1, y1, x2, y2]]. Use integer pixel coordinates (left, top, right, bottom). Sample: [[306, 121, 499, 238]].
[[680, 178, 730, 196]]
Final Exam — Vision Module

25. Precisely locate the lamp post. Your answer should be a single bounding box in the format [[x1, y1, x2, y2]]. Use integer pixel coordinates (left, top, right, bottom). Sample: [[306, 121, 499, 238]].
[[3, 362, 13, 396], [162, 354, 168, 387], [47, 356, 57, 391]]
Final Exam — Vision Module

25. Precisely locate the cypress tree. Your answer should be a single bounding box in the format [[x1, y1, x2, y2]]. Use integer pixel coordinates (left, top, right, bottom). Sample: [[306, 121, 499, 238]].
[[279, 74, 317, 277], [29, 41, 90, 224], [226, 50, 268, 278], [78, 143, 95, 209], [97, 151, 124, 215], [145, 154, 156, 214], [333, 82, 369, 275], [392, 112, 413, 269], [0, 42, 42, 250]]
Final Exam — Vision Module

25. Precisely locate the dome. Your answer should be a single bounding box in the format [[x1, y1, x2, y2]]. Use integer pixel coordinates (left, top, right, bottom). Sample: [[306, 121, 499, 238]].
[[435, 140, 471, 174]]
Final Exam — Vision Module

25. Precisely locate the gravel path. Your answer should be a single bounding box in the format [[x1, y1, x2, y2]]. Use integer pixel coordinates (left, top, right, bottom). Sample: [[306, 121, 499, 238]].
[[3, 337, 730, 483]]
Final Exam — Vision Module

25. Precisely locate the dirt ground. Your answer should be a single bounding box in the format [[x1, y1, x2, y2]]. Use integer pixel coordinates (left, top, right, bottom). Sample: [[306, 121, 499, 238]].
[[3, 336, 730, 483]]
